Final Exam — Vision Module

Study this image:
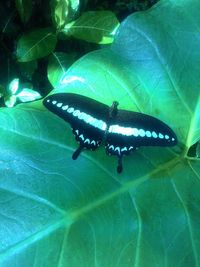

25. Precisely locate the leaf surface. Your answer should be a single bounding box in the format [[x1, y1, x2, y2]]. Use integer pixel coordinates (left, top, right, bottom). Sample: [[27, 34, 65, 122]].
[[63, 11, 120, 44], [17, 28, 57, 62], [1, 1, 200, 266], [48, 52, 76, 89]]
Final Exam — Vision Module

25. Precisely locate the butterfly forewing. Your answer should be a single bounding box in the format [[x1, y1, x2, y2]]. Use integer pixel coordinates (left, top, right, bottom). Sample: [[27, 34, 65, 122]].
[[105, 110, 177, 157], [43, 93, 109, 150]]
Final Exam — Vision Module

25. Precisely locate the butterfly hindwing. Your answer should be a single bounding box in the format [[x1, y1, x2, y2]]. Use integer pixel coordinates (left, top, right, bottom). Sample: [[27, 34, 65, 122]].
[[105, 109, 177, 173]]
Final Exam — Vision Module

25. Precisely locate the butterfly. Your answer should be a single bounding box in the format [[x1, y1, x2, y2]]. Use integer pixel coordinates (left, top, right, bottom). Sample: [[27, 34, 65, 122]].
[[43, 93, 177, 173]]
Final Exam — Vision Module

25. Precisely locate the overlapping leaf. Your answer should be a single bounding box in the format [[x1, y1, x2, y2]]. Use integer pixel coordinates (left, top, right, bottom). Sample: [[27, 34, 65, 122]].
[[17, 28, 57, 62]]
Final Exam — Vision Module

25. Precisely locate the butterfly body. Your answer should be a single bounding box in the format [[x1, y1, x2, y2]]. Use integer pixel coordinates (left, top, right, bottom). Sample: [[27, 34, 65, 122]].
[[43, 93, 177, 173]]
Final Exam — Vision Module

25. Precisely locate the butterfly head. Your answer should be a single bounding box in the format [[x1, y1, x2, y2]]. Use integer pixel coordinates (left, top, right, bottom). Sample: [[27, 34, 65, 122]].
[[109, 101, 119, 119]]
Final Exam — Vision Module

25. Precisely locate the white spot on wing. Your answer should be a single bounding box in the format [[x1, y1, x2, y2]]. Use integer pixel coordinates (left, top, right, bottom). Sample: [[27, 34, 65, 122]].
[[95, 120, 107, 131], [78, 112, 85, 120], [57, 103, 62, 107], [86, 115, 94, 123], [67, 107, 74, 113], [73, 110, 81, 116], [146, 131, 151, 137], [139, 129, 145, 137], [108, 125, 139, 137], [52, 100, 57, 105], [102, 122, 107, 131], [91, 140, 96, 145], [79, 134, 84, 140], [76, 111, 107, 131], [152, 131, 157, 138], [132, 128, 139, 137], [159, 133, 164, 139], [62, 105, 68, 110], [115, 147, 120, 154]]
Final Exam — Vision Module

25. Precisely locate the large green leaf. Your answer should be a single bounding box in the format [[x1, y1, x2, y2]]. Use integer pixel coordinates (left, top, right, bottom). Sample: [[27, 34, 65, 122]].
[[63, 11, 120, 44], [17, 28, 57, 62], [1, 1, 200, 266], [48, 52, 76, 89]]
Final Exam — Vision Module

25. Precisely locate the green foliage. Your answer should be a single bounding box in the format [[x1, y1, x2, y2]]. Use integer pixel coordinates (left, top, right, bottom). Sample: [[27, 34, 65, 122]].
[[63, 11, 120, 44], [0, 1, 157, 105], [4, 78, 41, 107], [0, 0, 120, 105], [0, 0, 200, 267], [197, 142, 200, 157], [15, 0, 32, 23], [51, 0, 70, 29], [17, 28, 57, 62], [48, 52, 76, 89]]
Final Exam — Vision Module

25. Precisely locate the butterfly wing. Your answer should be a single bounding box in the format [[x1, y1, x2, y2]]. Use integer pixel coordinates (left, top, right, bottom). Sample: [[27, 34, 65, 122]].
[[43, 94, 178, 174], [105, 109, 177, 173], [43, 93, 109, 158]]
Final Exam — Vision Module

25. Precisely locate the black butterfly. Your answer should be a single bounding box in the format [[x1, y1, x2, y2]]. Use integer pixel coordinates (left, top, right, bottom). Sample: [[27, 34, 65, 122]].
[[43, 93, 177, 173]]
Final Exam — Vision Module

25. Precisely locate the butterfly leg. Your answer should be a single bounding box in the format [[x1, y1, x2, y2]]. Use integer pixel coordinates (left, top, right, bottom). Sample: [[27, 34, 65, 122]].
[[117, 155, 123, 174], [72, 145, 84, 160]]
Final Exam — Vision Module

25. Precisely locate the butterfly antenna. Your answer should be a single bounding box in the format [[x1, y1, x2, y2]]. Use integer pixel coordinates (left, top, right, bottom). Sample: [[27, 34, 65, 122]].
[[72, 145, 83, 160], [117, 156, 123, 173]]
